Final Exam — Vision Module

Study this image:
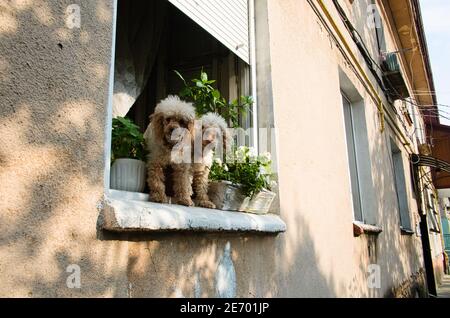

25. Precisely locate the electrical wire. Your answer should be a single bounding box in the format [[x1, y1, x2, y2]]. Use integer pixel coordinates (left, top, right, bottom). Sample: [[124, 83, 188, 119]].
[[333, 1, 450, 150], [324, 1, 450, 202], [330, 2, 447, 132], [331, 0, 420, 133], [310, 0, 433, 153], [416, 107, 450, 116], [402, 98, 450, 125]]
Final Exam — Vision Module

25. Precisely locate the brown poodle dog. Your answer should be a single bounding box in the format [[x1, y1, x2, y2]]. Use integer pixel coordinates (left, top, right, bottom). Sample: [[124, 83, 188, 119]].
[[192, 112, 230, 209], [145, 95, 196, 206]]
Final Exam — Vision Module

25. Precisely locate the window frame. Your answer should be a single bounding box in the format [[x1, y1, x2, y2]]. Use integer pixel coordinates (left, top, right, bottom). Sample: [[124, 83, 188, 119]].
[[427, 191, 441, 233], [104, 0, 260, 194], [100, 0, 285, 234], [342, 92, 365, 223], [371, 1, 386, 56], [389, 137, 413, 231]]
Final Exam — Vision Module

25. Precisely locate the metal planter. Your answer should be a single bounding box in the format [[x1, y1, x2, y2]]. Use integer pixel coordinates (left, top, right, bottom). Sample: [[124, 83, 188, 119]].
[[208, 181, 276, 214]]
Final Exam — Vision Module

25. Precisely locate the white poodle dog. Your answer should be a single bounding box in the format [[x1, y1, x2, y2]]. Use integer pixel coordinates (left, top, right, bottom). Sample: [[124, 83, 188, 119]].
[[192, 112, 230, 209], [145, 95, 196, 206]]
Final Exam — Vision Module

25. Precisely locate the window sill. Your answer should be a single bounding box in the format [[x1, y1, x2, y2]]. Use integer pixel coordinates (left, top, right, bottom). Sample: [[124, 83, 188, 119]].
[[400, 228, 415, 236], [101, 190, 286, 234], [353, 221, 382, 237]]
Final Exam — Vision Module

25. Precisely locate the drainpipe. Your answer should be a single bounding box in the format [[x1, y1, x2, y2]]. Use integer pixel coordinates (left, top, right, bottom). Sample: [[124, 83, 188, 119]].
[[413, 164, 437, 296]]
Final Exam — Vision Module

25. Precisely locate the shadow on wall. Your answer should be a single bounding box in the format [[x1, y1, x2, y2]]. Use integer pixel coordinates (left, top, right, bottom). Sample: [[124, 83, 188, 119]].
[[363, 108, 424, 297], [102, 209, 339, 298], [0, 0, 132, 297], [0, 0, 339, 298], [0, 0, 425, 298]]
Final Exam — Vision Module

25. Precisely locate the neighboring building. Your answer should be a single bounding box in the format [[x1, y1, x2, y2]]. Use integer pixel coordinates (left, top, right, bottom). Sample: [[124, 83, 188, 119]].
[[426, 121, 450, 276], [0, 0, 441, 297], [437, 196, 450, 256], [428, 124, 450, 190]]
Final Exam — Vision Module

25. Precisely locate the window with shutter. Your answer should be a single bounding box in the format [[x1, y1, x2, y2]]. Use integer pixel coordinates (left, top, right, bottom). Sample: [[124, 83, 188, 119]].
[[168, 0, 251, 64], [112, 0, 256, 147], [389, 138, 412, 231]]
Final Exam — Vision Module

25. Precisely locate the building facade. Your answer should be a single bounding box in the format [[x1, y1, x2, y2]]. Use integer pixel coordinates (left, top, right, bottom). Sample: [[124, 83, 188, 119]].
[[0, 0, 441, 297], [426, 122, 450, 278]]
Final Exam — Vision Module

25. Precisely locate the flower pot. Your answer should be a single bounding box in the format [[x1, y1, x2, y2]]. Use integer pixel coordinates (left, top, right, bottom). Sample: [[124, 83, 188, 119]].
[[110, 158, 146, 193], [208, 181, 276, 214]]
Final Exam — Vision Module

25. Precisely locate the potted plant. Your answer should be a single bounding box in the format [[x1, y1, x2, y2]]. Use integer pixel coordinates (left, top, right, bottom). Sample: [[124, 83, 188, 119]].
[[110, 116, 146, 193], [174, 70, 276, 213], [174, 70, 253, 127], [208, 146, 277, 214]]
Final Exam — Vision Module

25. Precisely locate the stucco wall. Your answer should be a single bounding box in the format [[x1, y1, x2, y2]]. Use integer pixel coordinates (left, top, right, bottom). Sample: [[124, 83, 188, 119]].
[[0, 0, 425, 297], [265, 0, 425, 297], [0, 0, 129, 297]]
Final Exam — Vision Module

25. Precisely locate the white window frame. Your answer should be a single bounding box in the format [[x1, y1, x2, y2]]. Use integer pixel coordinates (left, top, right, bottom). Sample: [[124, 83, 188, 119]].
[[342, 92, 364, 223], [104, 0, 259, 193], [103, 0, 118, 192], [99, 0, 285, 234], [249, 0, 259, 151]]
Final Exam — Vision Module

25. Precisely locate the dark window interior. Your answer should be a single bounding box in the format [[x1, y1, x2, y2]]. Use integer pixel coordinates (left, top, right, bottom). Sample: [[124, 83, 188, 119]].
[[116, 0, 244, 133]]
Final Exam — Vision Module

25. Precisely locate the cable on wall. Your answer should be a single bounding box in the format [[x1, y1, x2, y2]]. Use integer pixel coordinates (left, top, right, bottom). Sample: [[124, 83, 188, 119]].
[[309, 0, 417, 154]]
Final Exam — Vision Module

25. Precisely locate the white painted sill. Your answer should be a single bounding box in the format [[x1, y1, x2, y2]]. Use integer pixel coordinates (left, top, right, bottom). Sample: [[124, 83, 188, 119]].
[[353, 221, 383, 237], [101, 190, 286, 234]]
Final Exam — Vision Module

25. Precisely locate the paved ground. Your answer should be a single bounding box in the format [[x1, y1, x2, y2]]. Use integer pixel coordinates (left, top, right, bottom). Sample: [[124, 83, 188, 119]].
[[438, 275, 450, 298]]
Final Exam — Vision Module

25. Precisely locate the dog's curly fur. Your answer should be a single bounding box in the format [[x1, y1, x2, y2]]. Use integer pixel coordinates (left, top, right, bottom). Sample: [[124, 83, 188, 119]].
[[145, 95, 196, 206], [193, 112, 230, 209]]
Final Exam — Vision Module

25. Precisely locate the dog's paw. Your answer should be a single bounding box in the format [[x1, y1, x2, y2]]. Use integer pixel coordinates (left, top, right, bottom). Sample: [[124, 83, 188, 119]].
[[149, 193, 169, 204], [174, 197, 195, 207], [197, 200, 216, 209]]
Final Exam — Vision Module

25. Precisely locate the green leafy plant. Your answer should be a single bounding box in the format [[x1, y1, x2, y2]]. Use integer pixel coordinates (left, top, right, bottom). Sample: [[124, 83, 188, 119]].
[[209, 146, 275, 198], [111, 117, 146, 163], [174, 70, 253, 128]]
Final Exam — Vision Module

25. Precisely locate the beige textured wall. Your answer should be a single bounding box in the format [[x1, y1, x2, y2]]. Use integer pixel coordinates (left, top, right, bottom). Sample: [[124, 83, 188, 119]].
[[0, 0, 425, 297], [265, 0, 424, 297], [0, 0, 129, 297]]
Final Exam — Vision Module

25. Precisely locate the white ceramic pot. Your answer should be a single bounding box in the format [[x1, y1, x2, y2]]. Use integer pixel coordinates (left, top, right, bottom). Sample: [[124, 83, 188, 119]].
[[110, 158, 146, 193]]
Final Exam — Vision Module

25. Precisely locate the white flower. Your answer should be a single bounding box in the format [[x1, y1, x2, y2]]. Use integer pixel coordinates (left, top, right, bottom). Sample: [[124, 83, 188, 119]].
[[248, 147, 258, 159], [259, 166, 266, 176], [258, 152, 272, 165], [262, 152, 271, 161], [269, 180, 278, 189], [259, 165, 272, 177], [223, 164, 229, 172], [235, 146, 248, 162]]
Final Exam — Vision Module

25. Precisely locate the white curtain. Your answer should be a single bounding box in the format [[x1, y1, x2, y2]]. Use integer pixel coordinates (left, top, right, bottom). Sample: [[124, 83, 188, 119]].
[[113, 0, 167, 118]]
